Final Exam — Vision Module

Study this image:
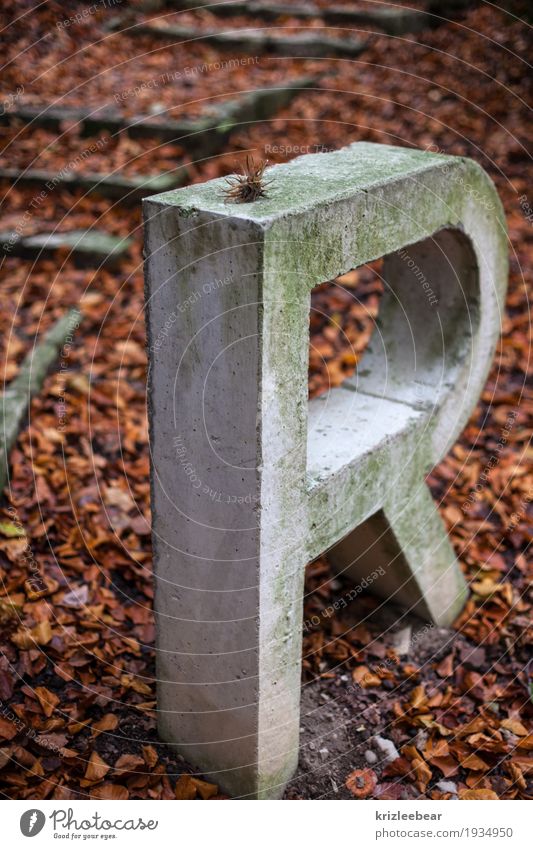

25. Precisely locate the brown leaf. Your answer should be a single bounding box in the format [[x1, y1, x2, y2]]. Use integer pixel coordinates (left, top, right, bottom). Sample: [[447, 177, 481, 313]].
[[10, 629, 35, 650], [375, 781, 407, 800], [191, 777, 218, 799], [501, 718, 528, 736], [510, 757, 533, 777], [436, 653, 454, 677], [382, 757, 411, 778], [85, 751, 111, 782], [352, 666, 381, 688], [0, 668, 14, 700], [459, 789, 499, 800], [32, 621, 53, 646], [175, 774, 197, 800], [409, 684, 427, 710], [24, 578, 58, 601], [142, 745, 158, 767], [120, 674, 152, 696], [0, 717, 18, 740], [34, 686, 60, 718], [460, 752, 489, 771], [92, 714, 119, 735], [92, 783, 129, 800], [114, 753, 144, 775]]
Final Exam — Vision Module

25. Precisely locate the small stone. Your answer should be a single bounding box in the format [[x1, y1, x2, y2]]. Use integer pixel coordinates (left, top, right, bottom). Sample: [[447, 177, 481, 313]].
[[391, 625, 412, 656], [319, 747, 329, 760], [436, 780, 457, 796], [415, 730, 428, 750], [365, 750, 378, 764], [373, 735, 400, 762]]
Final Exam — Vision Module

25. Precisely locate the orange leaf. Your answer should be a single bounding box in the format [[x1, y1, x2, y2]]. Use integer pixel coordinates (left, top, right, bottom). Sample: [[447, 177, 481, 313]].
[[85, 751, 110, 782], [510, 757, 533, 777], [424, 737, 449, 759], [411, 757, 432, 791], [92, 783, 129, 800], [517, 735, 533, 751], [92, 714, 119, 735], [32, 621, 53, 646], [382, 757, 411, 778], [409, 685, 427, 710], [459, 789, 498, 800], [142, 745, 158, 767], [352, 666, 381, 688], [428, 756, 459, 778], [175, 774, 197, 800], [460, 752, 489, 771], [34, 686, 60, 718], [345, 768, 377, 798], [114, 754, 144, 775], [191, 777, 218, 799], [501, 718, 528, 736]]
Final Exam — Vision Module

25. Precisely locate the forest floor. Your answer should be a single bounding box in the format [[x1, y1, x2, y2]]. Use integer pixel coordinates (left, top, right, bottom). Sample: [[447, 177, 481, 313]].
[[0, 0, 531, 800]]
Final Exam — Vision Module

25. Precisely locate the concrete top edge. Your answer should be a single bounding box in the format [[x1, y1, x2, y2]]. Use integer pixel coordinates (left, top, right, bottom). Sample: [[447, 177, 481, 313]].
[[144, 142, 465, 224]]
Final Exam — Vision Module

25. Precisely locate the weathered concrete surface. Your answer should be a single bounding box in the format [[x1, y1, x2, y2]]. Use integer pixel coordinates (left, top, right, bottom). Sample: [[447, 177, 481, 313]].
[[0, 168, 186, 203], [0, 309, 81, 492], [174, 0, 432, 35], [0, 229, 133, 267], [126, 23, 367, 57], [0, 79, 317, 153], [143, 142, 507, 798]]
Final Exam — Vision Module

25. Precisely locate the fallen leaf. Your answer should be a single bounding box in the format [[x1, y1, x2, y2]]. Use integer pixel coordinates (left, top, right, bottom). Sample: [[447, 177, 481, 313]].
[[460, 752, 489, 771], [85, 752, 110, 782], [352, 666, 381, 688], [92, 714, 119, 735], [114, 753, 144, 775], [92, 783, 129, 800], [175, 774, 197, 800], [345, 768, 377, 798], [34, 686, 60, 718], [459, 789, 499, 800], [501, 718, 528, 736], [191, 777, 218, 799], [142, 745, 158, 767], [0, 717, 18, 740], [0, 521, 25, 538], [436, 654, 454, 677]]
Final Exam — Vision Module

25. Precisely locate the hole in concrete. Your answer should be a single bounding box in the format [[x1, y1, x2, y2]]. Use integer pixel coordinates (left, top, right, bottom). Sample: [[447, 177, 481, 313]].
[[308, 259, 384, 400], [306, 228, 479, 484]]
